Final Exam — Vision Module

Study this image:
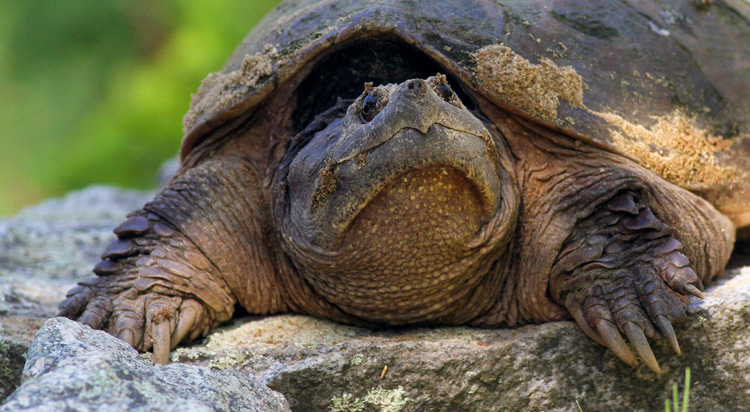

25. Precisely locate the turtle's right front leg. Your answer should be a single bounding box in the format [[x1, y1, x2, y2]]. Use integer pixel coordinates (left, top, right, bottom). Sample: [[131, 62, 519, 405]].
[[549, 188, 733, 373], [59, 156, 287, 364]]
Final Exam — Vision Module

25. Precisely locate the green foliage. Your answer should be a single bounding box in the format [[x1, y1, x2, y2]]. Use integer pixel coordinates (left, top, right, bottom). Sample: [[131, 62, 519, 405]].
[[665, 368, 691, 412], [0, 0, 281, 215]]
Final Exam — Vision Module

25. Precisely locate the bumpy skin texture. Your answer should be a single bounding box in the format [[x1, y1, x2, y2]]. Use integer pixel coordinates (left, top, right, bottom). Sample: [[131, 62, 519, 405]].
[[60, 0, 746, 373]]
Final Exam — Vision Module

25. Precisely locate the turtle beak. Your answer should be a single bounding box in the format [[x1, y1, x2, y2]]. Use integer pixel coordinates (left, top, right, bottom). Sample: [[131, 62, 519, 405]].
[[331, 79, 491, 164]]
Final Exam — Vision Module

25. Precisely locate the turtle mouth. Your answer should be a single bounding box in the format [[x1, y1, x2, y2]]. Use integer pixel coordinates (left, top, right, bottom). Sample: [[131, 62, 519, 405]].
[[315, 123, 502, 238]]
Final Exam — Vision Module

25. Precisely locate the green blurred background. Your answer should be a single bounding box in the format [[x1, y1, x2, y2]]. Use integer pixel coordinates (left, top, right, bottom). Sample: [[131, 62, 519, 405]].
[[0, 0, 281, 216]]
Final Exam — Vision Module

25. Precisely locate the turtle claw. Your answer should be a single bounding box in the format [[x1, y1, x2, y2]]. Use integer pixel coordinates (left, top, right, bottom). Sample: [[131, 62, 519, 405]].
[[59, 212, 232, 363], [684, 284, 705, 299], [655, 315, 681, 355], [111, 303, 145, 347], [567, 268, 686, 372], [58, 285, 93, 318], [117, 328, 136, 347], [171, 299, 203, 350], [569, 305, 606, 346], [624, 322, 661, 374], [143, 296, 209, 364], [64, 280, 210, 364], [76, 296, 112, 330], [595, 319, 638, 366], [152, 320, 172, 365]]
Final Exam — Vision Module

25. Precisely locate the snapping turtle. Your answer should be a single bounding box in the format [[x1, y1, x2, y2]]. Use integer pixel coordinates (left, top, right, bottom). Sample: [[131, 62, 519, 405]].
[[59, 0, 750, 373]]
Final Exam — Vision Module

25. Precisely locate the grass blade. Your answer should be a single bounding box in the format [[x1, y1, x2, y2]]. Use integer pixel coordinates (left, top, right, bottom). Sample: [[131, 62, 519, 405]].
[[682, 368, 691, 412]]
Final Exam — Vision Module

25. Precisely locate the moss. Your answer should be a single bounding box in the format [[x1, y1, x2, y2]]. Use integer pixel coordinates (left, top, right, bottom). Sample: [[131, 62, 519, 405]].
[[0, 324, 24, 401]]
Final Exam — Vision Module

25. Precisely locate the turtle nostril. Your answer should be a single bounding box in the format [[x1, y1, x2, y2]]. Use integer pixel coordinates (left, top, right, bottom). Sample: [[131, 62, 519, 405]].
[[407, 79, 425, 90]]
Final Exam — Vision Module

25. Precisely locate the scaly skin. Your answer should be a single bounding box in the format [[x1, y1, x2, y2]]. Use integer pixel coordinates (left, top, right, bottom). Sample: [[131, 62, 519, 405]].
[[61, 77, 735, 371], [472, 104, 734, 373]]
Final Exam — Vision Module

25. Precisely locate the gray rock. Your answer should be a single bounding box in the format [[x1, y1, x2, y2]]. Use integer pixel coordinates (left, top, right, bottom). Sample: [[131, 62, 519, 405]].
[[157, 156, 180, 188], [172, 261, 750, 412], [0, 186, 152, 400], [0, 317, 290, 412], [1, 185, 749, 411], [0, 185, 150, 283]]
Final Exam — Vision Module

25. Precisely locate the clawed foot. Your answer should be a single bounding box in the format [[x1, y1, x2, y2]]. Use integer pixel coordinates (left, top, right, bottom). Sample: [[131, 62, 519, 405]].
[[58, 213, 234, 364], [60, 280, 209, 364], [564, 258, 702, 373], [555, 191, 706, 373]]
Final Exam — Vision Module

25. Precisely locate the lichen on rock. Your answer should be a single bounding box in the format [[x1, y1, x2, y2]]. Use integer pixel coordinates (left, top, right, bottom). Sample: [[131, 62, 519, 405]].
[[0, 318, 291, 412], [329, 386, 410, 412]]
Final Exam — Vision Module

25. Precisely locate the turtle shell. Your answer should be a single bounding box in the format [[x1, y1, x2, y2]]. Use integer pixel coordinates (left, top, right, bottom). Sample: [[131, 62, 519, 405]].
[[181, 0, 750, 227]]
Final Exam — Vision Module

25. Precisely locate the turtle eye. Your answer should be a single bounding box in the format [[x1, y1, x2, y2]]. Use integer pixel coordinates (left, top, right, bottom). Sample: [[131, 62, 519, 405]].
[[438, 84, 455, 102], [360, 94, 380, 123]]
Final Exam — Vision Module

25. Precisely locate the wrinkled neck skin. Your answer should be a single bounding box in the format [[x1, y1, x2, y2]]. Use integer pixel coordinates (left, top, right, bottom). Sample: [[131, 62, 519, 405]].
[[272, 77, 519, 325]]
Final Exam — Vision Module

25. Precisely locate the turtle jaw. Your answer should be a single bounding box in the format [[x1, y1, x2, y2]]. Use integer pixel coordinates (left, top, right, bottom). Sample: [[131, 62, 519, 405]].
[[315, 124, 503, 246]]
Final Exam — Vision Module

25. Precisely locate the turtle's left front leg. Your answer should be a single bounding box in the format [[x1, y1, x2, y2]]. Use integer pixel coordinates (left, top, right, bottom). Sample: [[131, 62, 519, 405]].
[[550, 188, 734, 373], [59, 155, 289, 363]]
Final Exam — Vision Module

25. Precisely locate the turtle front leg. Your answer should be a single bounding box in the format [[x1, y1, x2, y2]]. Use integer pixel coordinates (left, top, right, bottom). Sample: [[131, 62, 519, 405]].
[[59, 156, 287, 364], [550, 189, 733, 373]]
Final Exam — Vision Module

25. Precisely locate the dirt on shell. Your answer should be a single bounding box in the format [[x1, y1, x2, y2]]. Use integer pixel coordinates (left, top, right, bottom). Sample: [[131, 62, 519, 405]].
[[182, 45, 279, 134], [471, 43, 741, 189], [471, 44, 584, 123], [597, 110, 739, 188], [181, 25, 338, 136]]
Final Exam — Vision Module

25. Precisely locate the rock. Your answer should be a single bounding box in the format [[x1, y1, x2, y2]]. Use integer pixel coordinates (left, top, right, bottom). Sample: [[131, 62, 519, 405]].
[[0, 186, 152, 400], [0, 185, 150, 282], [0, 317, 290, 412], [1, 185, 749, 411], [173, 261, 750, 412], [157, 156, 180, 188]]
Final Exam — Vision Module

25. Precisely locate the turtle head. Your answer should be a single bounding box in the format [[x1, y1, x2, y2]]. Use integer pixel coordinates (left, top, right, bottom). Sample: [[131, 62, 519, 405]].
[[276, 75, 519, 323]]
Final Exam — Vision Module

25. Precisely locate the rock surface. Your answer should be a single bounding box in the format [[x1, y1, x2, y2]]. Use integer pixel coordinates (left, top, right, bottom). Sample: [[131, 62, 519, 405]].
[[1, 185, 749, 411], [0, 317, 290, 412], [0, 186, 151, 400]]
